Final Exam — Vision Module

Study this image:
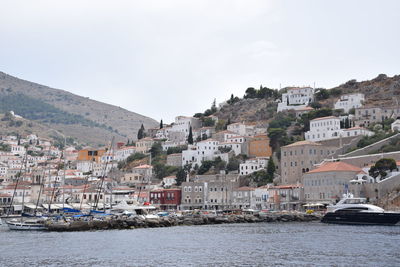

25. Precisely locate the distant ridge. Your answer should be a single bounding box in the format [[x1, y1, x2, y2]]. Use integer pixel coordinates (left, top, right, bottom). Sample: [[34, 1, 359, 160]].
[[0, 71, 158, 146]]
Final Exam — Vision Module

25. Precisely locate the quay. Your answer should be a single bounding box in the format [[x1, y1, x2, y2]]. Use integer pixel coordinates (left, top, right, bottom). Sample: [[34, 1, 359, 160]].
[[45, 212, 322, 232]]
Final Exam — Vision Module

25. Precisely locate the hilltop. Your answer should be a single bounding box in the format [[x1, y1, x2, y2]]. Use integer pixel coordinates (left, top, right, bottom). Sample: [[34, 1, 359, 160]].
[[0, 71, 158, 146], [332, 74, 400, 107], [209, 74, 400, 126]]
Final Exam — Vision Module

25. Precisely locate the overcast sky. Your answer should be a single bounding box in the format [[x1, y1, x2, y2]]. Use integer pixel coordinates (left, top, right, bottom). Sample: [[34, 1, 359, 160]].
[[0, 0, 399, 123]]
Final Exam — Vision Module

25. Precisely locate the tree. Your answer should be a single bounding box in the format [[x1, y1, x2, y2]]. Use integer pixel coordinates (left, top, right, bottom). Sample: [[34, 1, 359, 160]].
[[176, 167, 186, 185], [244, 87, 257, 99], [187, 126, 193, 145], [344, 117, 350, 129], [226, 157, 240, 172], [198, 160, 213, 174], [202, 117, 215, 127], [227, 94, 240, 105], [266, 157, 275, 181], [137, 124, 145, 140], [369, 158, 397, 179], [150, 142, 163, 158], [211, 98, 217, 113], [268, 128, 288, 152], [160, 119, 163, 129], [201, 133, 208, 140], [315, 89, 329, 101]]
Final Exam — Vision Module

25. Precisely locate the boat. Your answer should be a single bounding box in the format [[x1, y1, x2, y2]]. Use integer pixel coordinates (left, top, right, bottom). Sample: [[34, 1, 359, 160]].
[[5, 218, 47, 230], [321, 193, 400, 225]]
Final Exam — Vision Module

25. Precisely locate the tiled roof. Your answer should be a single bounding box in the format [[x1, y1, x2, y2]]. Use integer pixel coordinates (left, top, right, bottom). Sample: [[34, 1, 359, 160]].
[[134, 164, 153, 169], [307, 162, 361, 174], [311, 116, 339, 121], [236, 187, 255, 191], [283, 140, 321, 147]]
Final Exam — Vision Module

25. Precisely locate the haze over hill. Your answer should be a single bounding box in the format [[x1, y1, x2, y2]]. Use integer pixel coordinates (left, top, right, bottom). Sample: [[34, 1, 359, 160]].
[[0, 71, 158, 146]]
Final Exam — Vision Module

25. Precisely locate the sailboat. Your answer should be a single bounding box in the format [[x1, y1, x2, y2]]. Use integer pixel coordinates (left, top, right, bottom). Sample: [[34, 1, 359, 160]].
[[4, 147, 53, 230]]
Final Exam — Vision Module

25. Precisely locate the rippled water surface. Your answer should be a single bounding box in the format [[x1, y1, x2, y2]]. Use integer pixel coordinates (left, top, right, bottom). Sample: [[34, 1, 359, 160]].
[[1, 222, 399, 266]]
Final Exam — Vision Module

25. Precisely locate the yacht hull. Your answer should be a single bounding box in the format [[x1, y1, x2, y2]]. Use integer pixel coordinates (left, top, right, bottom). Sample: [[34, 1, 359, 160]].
[[321, 212, 400, 225]]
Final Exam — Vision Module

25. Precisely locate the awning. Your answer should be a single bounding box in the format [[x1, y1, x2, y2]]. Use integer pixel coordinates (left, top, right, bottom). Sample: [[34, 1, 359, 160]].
[[23, 203, 42, 210], [42, 204, 73, 210], [71, 203, 91, 210]]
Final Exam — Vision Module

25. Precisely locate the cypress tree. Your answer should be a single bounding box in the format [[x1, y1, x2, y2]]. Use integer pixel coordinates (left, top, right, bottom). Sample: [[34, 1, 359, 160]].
[[266, 157, 275, 183], [188, 126, 193, 145], [137, 124, 145, 140], [160, 119, 163, 129]]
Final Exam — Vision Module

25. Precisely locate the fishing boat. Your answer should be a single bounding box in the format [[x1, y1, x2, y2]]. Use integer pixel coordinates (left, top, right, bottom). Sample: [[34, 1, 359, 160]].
[[321, 193, 400, 225]]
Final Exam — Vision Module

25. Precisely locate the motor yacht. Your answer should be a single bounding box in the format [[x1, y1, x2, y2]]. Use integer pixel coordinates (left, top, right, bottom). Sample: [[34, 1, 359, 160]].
[[321, 193, 400, 225], [5, 218, 47, 230]]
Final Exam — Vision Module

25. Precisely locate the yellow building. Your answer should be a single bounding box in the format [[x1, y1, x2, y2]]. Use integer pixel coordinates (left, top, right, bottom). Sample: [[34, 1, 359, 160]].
[[248, 134, 272, 158], [77, 148, 106, 162]]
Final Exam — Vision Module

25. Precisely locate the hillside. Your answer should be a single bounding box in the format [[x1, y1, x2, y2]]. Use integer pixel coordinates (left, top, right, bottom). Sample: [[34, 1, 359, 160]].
[[0, 71, 158, 146], [321, 74, 400, 108], [213, 74, 400, 126]]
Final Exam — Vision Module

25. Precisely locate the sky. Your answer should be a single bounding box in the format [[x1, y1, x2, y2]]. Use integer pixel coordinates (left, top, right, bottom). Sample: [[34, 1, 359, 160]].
[[0, 0, 399, 123]]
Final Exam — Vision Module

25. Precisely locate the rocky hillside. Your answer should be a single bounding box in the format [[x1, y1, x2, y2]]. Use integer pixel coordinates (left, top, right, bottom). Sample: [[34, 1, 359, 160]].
[[325, 74, 400, 108], [214, 74, 400, 126], [215, 98, 277, 123], [0, 71, 158, 146]]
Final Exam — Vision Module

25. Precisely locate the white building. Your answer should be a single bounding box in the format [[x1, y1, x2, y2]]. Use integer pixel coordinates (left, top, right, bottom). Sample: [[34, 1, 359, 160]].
[[391, 119, 400, 132], [170, 116, 201, 138], [305, 116, 374, 142], [114, 146, 136, 162], [334, 93, 365, 113], [11, 145, 26, 156], [182, 139, 230, 167], [162, 176, 177, 187], [239, 157, 269, 176], [277, 87, 314, 112], [305, 116, 341, 142], [227, 122, 256, 137]]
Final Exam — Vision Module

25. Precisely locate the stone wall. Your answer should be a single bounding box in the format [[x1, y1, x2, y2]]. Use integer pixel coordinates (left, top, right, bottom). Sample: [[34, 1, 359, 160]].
[[340, 133, 400, 157]]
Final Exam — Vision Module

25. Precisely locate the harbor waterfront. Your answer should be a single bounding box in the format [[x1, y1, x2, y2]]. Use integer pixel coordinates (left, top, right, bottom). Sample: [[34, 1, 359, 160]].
[[1, 222, 399, 267]]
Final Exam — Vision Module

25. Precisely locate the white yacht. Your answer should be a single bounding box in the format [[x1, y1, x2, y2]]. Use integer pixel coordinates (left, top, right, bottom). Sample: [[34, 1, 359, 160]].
[[5, 218, 47, 231], [321, 193, 400, 225]]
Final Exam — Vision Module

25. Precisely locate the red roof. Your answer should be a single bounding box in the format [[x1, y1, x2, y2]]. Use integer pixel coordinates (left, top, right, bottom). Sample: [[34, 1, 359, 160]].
[[236, 187, 255, 191], [307, 162, 361, 174]]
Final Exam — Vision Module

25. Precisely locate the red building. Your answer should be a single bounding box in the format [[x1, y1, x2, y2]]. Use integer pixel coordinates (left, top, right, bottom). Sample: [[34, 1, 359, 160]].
[[150, 188, 181, 210]]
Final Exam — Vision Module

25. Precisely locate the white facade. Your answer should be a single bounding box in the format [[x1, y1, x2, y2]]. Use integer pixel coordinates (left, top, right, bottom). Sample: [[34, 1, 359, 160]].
[[277, 87, 314, 112], [162, 176, 177, 187], [334, 93, 364, 113], [239, 157, 269, 175], [227, 123, 256, 137], [391, 119, 400, 132], [305, 116, 374, 142], [11, 145, 26, 156], [182, 140, 230, 167], [218, 142, 242, 156], [305, 116, 341, 142], [114, 146, 136, 161], [170, 116, 201, 138]]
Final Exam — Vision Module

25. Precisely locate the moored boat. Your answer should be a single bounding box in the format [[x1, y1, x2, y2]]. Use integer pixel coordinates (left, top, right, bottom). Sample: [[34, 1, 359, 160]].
[[5, 218, 47, 230], [321, 194, 400, 225]]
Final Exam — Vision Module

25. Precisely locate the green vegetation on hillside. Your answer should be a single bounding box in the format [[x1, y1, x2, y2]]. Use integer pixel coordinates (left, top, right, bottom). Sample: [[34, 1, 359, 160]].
[[0, 93, 108, 128]]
